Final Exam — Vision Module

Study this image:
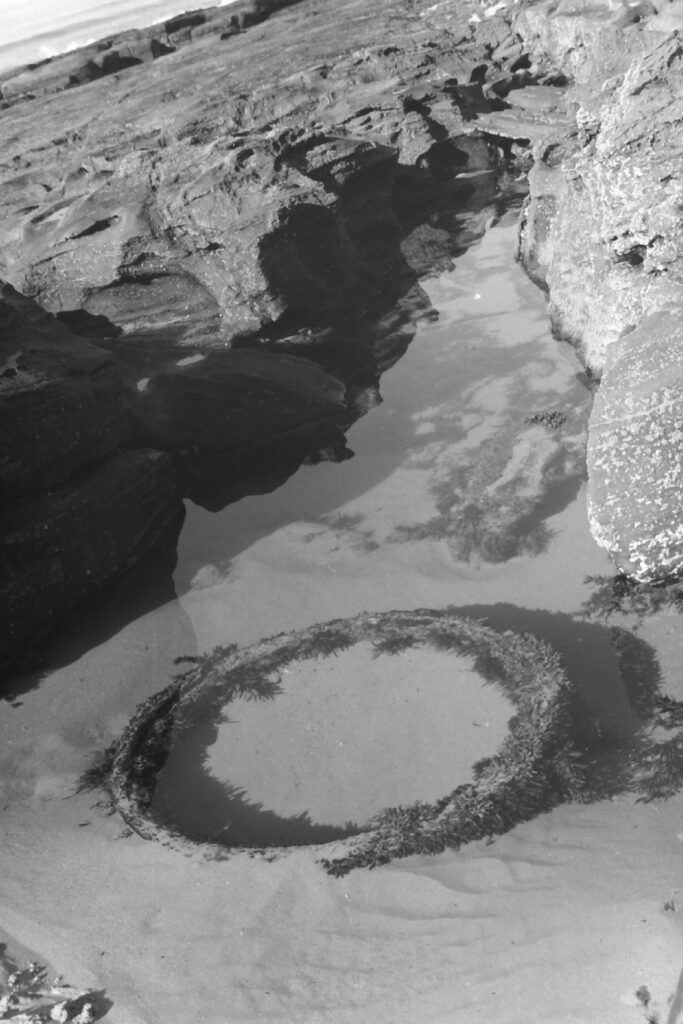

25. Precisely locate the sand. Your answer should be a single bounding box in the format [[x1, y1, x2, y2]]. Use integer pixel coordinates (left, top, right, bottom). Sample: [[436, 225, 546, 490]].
[[152, 643, 514, 841], [2, 216, 683, 1024]]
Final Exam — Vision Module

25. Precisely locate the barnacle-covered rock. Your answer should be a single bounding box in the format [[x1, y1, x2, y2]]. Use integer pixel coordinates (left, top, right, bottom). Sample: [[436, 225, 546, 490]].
[[588, 309, 683, 580]]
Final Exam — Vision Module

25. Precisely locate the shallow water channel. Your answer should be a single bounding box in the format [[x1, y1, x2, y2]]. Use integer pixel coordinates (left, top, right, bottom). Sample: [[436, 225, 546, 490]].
[[150, 211, 645, 849]]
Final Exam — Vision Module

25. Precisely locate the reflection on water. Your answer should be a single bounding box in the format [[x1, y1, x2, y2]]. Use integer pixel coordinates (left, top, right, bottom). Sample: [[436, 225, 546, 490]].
[[175, 216, 589, 596]]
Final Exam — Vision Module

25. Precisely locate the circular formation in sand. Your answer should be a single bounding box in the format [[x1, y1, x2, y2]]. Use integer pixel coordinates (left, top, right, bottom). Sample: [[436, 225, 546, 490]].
[[109, 609, 581, 874], [149, 641, 515, 846]]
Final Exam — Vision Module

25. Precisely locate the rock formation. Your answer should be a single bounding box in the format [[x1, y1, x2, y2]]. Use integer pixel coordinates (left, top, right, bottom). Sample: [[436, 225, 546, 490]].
[[0, 282, 181, 666], [0, 0, 515, 665], [512, 0, 683, 578], [0, 0, 302, 104], [1, 0, 682, 663]]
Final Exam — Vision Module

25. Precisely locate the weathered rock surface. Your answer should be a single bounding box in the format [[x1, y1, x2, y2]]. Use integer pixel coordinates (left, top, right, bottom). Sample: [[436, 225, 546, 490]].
[[588, 310, 683, 579], [3, 0, 682, 655], [512, 0, 683, 578]]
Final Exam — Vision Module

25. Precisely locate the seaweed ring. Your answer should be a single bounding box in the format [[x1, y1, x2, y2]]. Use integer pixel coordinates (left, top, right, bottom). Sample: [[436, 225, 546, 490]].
[[109, 608, 581, 876]]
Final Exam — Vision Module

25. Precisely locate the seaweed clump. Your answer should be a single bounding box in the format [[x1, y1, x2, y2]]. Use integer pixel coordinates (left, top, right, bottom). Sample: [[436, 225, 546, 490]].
[[108, 608, 585, 874], [582, 572, 683, 620]]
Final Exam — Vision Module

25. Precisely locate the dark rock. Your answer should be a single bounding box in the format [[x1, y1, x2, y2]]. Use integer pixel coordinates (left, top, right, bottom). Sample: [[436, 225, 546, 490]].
[[0, 0, 535, 669], [131, 349, 347, 453], [588, 309, 683, 580], [0, 448, 179, 667], [512, 0, 683, 578], [0, 279, 126, 503]]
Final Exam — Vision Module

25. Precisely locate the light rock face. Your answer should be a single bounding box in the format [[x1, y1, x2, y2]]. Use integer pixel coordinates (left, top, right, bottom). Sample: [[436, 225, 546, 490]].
[[0, 280, 126, 502], [2, 0, 682, 659], [588, 310, 683, 579], [514, 0, 683, 579], [1, 448, 180, 664], [517, 29, 683, 375], [515, 0, 655, 84]]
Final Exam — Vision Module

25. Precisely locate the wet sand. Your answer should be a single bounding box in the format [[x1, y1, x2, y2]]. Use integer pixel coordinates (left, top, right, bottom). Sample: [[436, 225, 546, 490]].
[[2, 215, 683, 1023], [152, 644, 514, 842]]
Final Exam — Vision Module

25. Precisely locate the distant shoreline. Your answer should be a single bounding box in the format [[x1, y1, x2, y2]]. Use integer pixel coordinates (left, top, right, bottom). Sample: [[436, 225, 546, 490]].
[[0, 0, 239, 74]]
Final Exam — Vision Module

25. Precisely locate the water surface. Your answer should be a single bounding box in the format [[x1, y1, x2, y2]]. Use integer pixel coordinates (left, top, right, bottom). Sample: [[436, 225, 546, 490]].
[[155, 213, 641, 846]]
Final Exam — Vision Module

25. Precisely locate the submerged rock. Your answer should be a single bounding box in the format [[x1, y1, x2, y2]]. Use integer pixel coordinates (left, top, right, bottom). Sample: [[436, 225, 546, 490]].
[[109, 609, 582, 873]]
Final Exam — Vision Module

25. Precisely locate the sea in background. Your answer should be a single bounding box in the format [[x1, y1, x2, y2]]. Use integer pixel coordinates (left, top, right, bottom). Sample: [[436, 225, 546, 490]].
[[0, 0, 238, 74]]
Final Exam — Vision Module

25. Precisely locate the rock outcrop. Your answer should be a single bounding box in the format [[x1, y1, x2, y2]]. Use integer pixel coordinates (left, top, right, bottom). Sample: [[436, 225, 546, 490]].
[[512, 0, 683, 579], [0, 0, 302, 104], [517, 22, 683, 375], [0, 280, 125, 502], [0, 0, 520, 665], [0, 26, 502, 353], [588, 309, 683, 579], [1, 448, 179, 665], [3, 0, 682, 665]]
